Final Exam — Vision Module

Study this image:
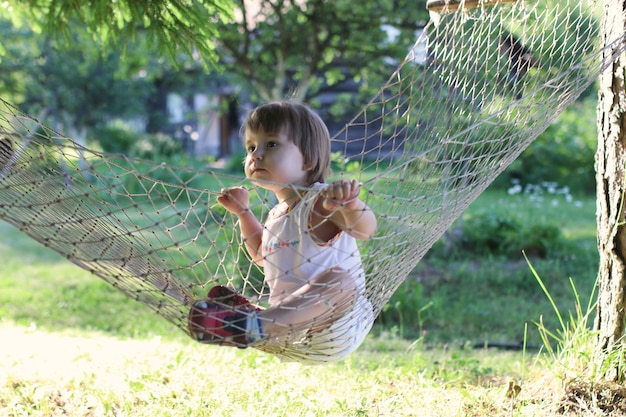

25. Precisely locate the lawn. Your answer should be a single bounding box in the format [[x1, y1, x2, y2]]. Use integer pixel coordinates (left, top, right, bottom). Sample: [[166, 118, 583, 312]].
[[0, 322, 550, 417], [377, 184, 599, 349], [0, 185, 606, 416]]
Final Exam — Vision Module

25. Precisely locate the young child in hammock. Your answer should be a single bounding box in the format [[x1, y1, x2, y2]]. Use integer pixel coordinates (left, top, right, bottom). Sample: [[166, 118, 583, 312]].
[[188, 100, 377, 362]]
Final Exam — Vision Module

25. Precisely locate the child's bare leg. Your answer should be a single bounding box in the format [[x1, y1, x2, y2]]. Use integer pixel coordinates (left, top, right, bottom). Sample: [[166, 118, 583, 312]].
[[259, 268, 358, 337]]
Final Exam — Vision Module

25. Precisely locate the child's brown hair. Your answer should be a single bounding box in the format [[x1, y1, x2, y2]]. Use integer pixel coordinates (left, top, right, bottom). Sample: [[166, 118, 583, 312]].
[[244, 101, 331, 184]]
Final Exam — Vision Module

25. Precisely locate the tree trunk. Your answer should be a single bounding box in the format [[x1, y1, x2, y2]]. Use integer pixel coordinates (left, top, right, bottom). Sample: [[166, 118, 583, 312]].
[[594, 0, 626, 382]]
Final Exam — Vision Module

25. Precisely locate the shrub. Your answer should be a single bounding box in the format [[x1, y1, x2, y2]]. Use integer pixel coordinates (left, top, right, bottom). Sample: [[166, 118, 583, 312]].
[[460, 212, 564, 258], [495, 98, 597, 194], [129, 132, 182, 160], [91, 126, 139, 155], [91, 126, 183, 161]]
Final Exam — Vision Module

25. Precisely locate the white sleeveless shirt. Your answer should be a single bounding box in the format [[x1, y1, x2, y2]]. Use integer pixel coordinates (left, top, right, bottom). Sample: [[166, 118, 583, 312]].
[[261, 183, 366, 305]]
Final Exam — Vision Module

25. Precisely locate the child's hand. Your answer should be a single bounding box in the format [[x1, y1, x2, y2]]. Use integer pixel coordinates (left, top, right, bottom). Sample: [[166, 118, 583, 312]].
[[217, 186, 250, 215], [322, 179, 361, 211]]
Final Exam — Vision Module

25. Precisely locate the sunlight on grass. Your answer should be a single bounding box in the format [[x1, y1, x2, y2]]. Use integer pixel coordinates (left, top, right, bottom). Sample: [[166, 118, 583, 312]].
[[469, 186, 597, 241], [0, 323, 566, 417]]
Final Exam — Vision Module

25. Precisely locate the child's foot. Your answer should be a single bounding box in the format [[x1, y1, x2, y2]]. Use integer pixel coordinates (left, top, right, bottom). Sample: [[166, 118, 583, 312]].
[[188, 301, 249, 346], [206, 285, 258, 310]]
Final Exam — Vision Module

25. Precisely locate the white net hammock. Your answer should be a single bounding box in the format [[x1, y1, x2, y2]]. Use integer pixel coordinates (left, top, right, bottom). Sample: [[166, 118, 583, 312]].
[[0, 0, 624, 363]]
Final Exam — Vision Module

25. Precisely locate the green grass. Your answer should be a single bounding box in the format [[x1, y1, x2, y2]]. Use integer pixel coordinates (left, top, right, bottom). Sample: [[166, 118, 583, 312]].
[[0, 324, 541, 416], [0, 187, 605, 416], [377, 187, 599, 350], [0, 224, 176, 339]]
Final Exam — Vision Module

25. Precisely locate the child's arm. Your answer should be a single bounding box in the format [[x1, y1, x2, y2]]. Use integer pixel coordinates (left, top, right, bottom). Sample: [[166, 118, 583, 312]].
[[317, 179, 377, 241], [217, 187, 265, 265]]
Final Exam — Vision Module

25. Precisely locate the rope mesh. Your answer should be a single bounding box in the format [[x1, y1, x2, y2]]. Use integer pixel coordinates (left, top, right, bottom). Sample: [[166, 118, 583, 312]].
[[0, 0, 624, 362]]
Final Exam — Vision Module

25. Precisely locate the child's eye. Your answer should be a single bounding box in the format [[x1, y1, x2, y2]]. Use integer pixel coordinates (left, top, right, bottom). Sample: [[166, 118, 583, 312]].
[[247, 145, 256, 153], [266, 142, 278, 148]]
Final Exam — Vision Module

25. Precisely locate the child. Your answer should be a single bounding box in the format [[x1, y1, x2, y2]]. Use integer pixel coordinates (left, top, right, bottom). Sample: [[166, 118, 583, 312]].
[[188, 100, 377, 362]]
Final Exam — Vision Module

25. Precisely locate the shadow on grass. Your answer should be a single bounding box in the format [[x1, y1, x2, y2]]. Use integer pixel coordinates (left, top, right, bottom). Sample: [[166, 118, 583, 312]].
[[0, 222, 184, 341]]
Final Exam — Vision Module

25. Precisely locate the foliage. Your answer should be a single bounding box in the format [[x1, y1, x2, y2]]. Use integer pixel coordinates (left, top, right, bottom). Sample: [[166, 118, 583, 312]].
[[129, 133, 182, 160], [92, 126, 141, 155], [0, 10, 230, 141], [496, 97, 598, 194], [529, 255, 599, 379], [460, 213, 564, 258], [431, 182, 574, 259], [1, 0, 234, 68], [373, 187, 598, 347], [0, 17, 154, 136], [215, 0, 428, 114]]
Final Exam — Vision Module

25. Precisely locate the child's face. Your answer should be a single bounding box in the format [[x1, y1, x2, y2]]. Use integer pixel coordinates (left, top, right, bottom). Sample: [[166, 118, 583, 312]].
[[244, 129, 312, 189]]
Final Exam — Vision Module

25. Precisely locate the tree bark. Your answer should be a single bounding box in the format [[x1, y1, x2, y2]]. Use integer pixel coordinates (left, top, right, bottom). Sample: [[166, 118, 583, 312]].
[[594, 0, 626, 382]]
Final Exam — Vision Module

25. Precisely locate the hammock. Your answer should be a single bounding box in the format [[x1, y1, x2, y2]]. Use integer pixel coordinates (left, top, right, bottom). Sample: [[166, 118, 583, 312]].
[[0, 0, 624, 363]]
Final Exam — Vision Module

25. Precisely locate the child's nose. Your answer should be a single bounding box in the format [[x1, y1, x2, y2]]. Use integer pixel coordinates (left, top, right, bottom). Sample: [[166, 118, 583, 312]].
[[251, 148, 264, 159]]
